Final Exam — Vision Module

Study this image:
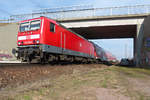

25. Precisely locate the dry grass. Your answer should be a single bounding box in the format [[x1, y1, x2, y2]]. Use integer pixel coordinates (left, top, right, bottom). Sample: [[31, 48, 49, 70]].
[[2, 65, 150, 100]]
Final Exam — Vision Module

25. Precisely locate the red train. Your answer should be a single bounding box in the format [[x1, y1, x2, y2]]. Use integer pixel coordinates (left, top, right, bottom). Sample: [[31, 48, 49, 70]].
[[91, 42, 117, 64], [13, 16, 117, 64]]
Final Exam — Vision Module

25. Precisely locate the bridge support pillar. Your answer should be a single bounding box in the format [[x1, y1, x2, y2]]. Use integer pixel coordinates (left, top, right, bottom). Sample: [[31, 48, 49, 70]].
[[135, 24, 144, 67]]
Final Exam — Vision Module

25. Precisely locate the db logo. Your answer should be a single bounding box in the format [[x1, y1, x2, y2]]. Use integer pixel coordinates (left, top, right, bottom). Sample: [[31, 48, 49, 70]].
[[26, 36, 31, 39]]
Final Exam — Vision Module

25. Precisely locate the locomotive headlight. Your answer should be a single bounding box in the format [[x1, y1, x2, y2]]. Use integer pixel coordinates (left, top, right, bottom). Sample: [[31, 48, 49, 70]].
[[36, 40, 40, 44], [18, 42, 21, 45]]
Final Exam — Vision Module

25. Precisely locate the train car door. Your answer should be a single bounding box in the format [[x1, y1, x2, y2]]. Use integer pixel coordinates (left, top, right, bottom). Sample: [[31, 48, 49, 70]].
[[60, 32, 66, 53], [48, 22, 59, 47]]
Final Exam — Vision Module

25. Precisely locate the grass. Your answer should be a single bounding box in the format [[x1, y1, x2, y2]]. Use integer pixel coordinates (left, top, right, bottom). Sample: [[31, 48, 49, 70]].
[[23, 95, 32, 100], [112, 66, 150, 100], [114, 66, 150, 78], [6, 65, 150, 100]]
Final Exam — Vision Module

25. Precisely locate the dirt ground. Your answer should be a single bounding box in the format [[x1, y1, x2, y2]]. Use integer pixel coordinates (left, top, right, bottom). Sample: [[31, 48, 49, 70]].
[[0, 64, 150, 100]]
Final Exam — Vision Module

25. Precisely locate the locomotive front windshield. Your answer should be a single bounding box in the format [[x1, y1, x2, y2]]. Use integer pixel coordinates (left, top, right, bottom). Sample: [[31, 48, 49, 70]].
[[19, 20, 41, 32], [19, 22, 29, 32], [30, 20, 40, 30]]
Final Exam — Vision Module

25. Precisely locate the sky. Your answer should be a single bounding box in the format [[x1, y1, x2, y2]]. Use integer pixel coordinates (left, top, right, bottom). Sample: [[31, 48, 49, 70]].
[[1, 0, 150, 17], [0, 0, 150, 60]]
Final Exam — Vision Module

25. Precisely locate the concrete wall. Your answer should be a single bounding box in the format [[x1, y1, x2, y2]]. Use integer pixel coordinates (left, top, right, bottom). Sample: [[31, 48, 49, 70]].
[[135, 23, 144, 66], [0, 23, 18, 60], [139, 15, 150, 66]]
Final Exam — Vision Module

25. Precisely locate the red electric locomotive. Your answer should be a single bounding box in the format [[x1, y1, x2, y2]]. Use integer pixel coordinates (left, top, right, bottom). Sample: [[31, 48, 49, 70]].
[[14, 16, 95, 63]]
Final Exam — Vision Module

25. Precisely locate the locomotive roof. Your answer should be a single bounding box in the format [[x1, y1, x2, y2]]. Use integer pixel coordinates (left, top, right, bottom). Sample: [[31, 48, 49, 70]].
[[19, 17, 41, 23]]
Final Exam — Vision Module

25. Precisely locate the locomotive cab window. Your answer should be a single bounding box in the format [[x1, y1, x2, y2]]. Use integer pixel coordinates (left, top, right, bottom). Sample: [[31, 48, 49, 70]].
[[30, 20, 41, 31], [50, 22, 55, 32], [19, 22, 29, 32]]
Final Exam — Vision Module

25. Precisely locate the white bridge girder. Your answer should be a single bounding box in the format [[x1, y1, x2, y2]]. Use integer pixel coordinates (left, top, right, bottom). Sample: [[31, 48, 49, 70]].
[[61, 18, 144, 28]]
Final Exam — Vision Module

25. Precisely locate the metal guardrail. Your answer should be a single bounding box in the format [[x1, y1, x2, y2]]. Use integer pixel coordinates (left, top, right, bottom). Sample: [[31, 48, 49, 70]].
[[1, 4, 150, 23]]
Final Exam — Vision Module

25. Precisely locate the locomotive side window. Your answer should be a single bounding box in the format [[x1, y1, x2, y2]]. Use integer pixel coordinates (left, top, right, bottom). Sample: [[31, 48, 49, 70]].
[[19, 22, 29, 32], [50, 22, 55, 32], [30, 20, 41, 30]]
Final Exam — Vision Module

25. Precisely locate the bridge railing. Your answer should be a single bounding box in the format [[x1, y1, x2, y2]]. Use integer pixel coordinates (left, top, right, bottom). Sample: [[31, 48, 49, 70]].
[[93, 5, 150, 16], [1, 4, 150, 23]]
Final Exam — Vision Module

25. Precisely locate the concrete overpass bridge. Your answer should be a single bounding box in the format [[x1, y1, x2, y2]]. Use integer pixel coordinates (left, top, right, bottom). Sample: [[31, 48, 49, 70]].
[[1, 5, 150, 66], [60, 14, 145, 39]]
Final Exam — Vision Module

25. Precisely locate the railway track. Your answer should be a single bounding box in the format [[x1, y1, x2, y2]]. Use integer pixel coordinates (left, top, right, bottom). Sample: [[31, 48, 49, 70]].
[[0, 60, 93, 67], [0, 61, 54, 67], [0, 63, 26, 66], [0, 61, 31, 67]]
